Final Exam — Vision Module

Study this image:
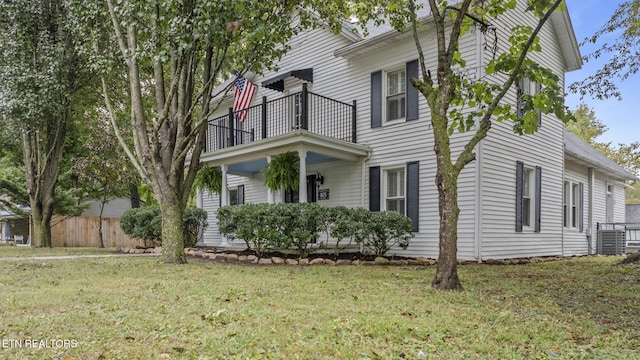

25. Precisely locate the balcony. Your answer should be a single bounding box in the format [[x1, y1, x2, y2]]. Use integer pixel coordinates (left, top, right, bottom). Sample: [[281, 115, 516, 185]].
[[205, 84, 356, 153]]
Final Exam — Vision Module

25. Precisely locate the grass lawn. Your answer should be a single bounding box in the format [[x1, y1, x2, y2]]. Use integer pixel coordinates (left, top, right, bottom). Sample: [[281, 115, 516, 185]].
[[0, 246, 118, 258], [0, 252, 638, 359]]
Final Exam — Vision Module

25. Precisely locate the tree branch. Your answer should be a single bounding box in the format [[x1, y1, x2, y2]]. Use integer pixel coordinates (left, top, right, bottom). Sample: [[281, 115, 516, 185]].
[[454, 0, 564, 173]]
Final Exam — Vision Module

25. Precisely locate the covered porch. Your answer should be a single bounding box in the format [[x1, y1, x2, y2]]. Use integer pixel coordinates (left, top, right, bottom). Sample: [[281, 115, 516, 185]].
[[200, 130, 370, 207], [0, 209, 30, 245]]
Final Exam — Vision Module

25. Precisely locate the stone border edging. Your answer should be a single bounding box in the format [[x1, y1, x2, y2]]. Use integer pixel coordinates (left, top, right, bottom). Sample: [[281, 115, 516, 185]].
[[115, 247, 573, 266]]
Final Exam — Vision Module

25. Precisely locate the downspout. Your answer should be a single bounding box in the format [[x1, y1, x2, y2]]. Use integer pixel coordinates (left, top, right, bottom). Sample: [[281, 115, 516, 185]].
[[561, 144, 565, 256], [588, 167, 594, 254], [474, 24, 484, 263], [361, 150, 372, 208]]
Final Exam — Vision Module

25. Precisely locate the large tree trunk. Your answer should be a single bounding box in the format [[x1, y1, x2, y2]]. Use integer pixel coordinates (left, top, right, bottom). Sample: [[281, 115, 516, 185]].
[[160, 200, 186, 264], [432, 163, 463, 290], [30, 205, 53, 248], [22, 125, 65, 249]]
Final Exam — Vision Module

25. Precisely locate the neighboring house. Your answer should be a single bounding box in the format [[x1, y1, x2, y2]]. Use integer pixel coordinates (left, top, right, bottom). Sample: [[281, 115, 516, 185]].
[[80, 197, 133, 218], [196, 1, 635, 260], [0, 208, 29, 243]]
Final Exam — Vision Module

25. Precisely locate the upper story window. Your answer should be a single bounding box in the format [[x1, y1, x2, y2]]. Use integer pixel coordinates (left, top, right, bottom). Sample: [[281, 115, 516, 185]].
[[370, 60, 419, 128], [386, 69, 406, 122], [517, 78, 541, 126]]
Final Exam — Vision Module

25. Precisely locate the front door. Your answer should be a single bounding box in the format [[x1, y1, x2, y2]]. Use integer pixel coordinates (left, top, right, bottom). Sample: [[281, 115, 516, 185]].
[[284, 175, 317, 203]]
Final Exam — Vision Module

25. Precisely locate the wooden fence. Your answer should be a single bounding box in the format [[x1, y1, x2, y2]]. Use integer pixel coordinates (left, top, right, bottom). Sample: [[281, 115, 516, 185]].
[[51, 215, 146, 248]]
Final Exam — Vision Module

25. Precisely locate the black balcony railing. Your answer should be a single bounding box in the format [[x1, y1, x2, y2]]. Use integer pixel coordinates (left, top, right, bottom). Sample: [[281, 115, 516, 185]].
[[205, 84, 356, 153]]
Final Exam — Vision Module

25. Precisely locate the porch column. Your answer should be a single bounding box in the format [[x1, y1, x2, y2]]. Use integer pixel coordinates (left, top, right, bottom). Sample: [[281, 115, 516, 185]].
[[266, 156, 275, 204], [220, 164, 229, 207], [298, 150, 308, 203]]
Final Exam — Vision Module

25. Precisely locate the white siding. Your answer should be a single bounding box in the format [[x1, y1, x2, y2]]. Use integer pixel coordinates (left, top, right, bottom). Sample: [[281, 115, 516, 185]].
[[592, 173, 608, 230], [478, 0, 567, 260], [613, 184, 626, 223], [200, 0, 589, 260], [562, 161, 589, 256], [346, 23, 480, 259]]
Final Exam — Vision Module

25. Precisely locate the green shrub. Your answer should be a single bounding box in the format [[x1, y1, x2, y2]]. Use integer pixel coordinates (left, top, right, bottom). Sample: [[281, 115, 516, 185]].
[[323, 207, 368, 257], [277, 203, 325, 259], [183, 207, 209, 248], [120, 206, 208, 248], [120, 206, 161, 247], [217, 204, 413, 258], [361, 211, 413, 257]]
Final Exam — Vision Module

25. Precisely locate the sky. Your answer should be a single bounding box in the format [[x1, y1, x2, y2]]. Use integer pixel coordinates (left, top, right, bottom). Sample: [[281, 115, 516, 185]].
[[564, 0, 639, 146]]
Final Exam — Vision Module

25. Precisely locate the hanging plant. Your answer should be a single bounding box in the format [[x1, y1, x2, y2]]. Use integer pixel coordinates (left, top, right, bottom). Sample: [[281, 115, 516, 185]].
[[263, 151, 299, 191], [193, 166, 222, 195]]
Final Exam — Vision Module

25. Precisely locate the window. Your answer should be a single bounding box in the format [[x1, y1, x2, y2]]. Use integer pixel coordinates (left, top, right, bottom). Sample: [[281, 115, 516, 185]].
[[385, 168, 405, 215], [370, 60, 419, 128], [606, 184, 614, 223], [370, 162, 420, 232], [563, 181, 583, 231], [229, 189, 238, 205], [517, 78, 541, 125], [386, 69, 406, 122], [572, 183, 579, 228], [563, 181, 570, 227], [522, 168, 532, 227], [515, 161, 541, 233]]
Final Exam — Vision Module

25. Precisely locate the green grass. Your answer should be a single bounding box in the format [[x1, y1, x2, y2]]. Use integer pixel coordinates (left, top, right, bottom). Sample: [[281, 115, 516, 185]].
[[0, 255, 638, 359], [0, 246, 117, 258]]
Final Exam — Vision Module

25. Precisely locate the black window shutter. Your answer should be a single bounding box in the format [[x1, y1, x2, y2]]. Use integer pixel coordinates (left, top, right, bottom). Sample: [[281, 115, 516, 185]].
[[536, 82, 542, 127], [406, 161, 419, 232], [515, 161, 524, 232], [579, 182, 584, 232], [405, 59, 419, 121], [369, 166, 381, 211], [237, 185, 245, 205], [535, 166, 542, 233], [370, 71, 382, 128]]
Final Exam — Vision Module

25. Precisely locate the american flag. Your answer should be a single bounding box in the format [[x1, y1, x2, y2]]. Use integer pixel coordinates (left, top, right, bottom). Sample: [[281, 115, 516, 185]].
[[233, 75, 256, 122]]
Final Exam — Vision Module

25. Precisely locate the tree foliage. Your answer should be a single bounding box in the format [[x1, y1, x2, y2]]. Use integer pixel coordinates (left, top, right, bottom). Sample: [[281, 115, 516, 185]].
[[0, 0, 94, 247], [69, 0, 350, 263], [351, 0, 570, 289], [567, 103, 640, 204], [569, 1, 640, 100]]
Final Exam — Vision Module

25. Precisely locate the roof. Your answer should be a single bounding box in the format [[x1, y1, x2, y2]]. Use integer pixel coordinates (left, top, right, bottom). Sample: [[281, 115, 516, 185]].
[[0, 208, 28, 219], [335, 0, 582, 72], [564, 129, 636, 181]]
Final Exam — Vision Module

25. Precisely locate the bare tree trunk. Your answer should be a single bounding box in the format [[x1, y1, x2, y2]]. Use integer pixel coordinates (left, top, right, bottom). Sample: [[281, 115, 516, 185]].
[[160, 199, 186, 263], [98, 199, 106, 248], [432, 163, 463, 290]]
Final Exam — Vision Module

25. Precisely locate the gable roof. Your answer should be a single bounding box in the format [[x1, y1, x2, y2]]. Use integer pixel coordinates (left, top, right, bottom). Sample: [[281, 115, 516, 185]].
[[564, 129, 636, 181], [335, 0, 582, 72]]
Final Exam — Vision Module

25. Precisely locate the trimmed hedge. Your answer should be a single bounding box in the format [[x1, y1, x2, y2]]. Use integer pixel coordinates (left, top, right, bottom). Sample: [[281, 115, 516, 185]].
[[120, 206, 208, 248], [217, 203, 413, 258]]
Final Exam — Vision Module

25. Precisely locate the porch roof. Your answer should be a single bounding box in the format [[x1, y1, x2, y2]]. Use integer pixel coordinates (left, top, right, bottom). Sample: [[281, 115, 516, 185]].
[[199, 130, 370, 175], [261, 69, 313, 92]]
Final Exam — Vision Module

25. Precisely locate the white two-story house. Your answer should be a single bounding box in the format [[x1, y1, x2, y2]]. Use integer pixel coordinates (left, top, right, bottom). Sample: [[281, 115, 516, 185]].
[[197, 1, 635, 260]]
